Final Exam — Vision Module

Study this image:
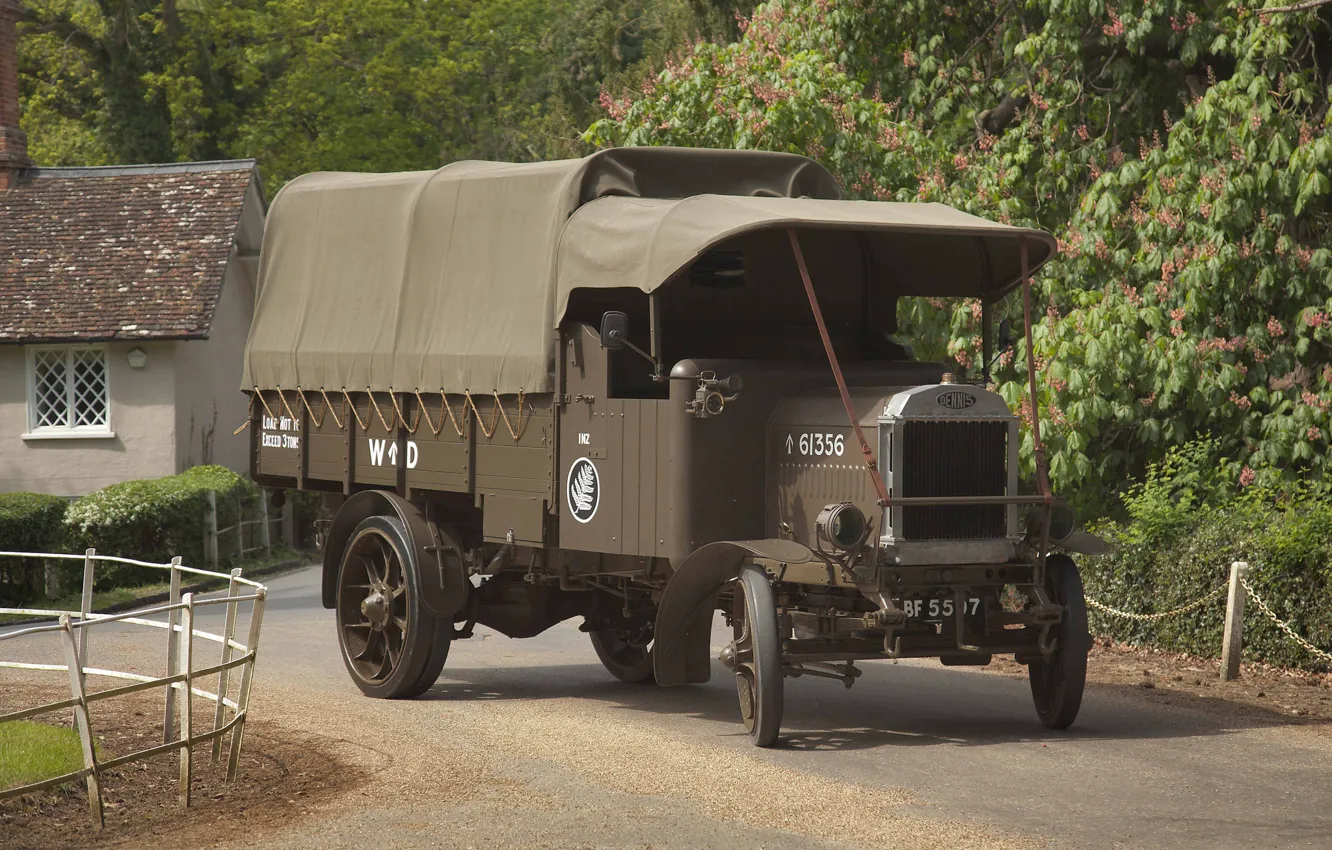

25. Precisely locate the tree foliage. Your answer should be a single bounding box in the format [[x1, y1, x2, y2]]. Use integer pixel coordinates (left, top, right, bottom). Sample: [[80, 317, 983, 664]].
[[588, 0, 1332, 516], [16, 0, 752, 192]]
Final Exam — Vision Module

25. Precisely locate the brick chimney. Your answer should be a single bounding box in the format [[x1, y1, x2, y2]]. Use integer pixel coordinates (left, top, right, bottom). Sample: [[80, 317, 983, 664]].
[[0, 0, 31, 191]]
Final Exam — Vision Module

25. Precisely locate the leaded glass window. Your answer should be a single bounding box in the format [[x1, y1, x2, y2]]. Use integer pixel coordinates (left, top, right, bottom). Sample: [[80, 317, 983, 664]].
[[27, 347, 110, 432]]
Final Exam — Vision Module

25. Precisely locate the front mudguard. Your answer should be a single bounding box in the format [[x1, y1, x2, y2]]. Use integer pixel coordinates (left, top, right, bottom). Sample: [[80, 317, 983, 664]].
[[321, 490, 469, 620], [652, 539, 813, 686]]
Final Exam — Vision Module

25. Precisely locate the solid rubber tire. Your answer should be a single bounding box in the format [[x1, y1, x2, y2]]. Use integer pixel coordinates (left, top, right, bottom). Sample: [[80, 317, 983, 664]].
[[589, 628, 656, 684], [1027, 554, 1089, 729], [335, 515, 449, 699], [735, 564, 784, 747]]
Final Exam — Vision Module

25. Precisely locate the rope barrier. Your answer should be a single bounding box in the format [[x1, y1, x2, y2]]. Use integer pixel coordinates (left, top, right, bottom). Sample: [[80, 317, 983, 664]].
[[1085, 584, 1227, 622], [1239, 576, 1332, 664]]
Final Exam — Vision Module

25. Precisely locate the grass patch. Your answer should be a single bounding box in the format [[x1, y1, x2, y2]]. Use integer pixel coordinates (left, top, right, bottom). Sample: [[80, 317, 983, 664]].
[[0, 547, 311, 625], [0, 720, 86, 791]]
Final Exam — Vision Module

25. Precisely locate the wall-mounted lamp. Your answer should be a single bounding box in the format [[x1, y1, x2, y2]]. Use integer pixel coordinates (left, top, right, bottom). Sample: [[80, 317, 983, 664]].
[[127, 348, 147, 369]]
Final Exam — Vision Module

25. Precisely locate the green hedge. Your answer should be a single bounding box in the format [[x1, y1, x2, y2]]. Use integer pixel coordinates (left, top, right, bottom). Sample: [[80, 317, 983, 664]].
[[64, 466, 256, 590], [1080, 443, 1332, 672], [0, 493, 70, 604]]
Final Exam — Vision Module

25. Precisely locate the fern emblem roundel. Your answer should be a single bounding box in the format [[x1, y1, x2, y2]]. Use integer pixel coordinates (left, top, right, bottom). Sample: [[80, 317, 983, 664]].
[[566, 457, 600, 523]]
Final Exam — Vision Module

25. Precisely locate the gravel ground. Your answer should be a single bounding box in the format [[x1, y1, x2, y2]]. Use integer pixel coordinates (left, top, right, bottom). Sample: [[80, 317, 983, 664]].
[[4, 565, 1331, 850]]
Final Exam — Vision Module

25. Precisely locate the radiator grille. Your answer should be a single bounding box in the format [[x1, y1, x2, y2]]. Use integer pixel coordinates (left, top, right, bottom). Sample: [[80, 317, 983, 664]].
[[898, 420, 1007, 540]]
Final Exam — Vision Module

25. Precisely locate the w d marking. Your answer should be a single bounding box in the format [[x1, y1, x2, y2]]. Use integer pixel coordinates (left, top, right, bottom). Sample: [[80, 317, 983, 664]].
[[367, 438, 419, 469]]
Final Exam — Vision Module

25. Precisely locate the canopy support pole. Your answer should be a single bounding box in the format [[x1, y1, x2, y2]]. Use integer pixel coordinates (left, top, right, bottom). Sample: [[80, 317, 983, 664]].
[[1019, 237, 1054, 570], [787, 229, 892, 508], [649, 293, 665, 382]]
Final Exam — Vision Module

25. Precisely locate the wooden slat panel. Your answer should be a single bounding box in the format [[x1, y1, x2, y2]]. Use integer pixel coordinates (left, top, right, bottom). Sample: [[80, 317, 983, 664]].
[[620, 400, 640, 555], [639, 401, 659, 557]]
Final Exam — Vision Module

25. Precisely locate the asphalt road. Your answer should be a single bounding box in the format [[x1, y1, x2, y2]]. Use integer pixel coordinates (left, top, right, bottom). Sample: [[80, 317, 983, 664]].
[[7, 566, 1332, 849]]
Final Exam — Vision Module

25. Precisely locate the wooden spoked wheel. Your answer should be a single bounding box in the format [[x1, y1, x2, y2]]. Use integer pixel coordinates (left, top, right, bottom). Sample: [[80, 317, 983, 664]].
[[335, 515, 449, 699], [727, 565, 784, 747], [1028, 553, 1089, 729]]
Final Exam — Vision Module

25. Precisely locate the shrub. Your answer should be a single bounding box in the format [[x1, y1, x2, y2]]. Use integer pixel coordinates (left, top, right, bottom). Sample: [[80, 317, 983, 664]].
[[0, 493, 69, 605], [1081, 444, 1332, 672], [64, 466, 256, 589]]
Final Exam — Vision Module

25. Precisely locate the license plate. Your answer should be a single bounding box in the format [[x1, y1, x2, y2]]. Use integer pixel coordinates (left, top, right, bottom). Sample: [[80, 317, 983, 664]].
[[901, 594, 983, 622]]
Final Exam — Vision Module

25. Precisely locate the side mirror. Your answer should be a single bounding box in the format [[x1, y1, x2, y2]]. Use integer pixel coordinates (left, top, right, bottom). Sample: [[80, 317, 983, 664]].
[[599, 311, 628, 350], [997, 318, 1015, 350]]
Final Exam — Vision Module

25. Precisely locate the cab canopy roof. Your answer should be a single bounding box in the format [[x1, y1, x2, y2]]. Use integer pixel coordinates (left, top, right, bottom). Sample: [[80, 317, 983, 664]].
[[242, 147, 1054, 395]]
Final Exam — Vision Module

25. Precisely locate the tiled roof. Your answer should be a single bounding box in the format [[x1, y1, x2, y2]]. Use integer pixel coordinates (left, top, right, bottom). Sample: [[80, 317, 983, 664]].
[[0, 160, 258, 342]]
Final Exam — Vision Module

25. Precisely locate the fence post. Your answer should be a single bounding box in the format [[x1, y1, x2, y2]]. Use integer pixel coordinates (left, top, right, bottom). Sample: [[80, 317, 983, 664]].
[[163, 556, 182, 744], [1220, 561, 1249, 682], [44, 559, 59, 598], [204, 490, 219, 570], [212, 568, 242, 763], [226, 587, 267, 782], [178, 592, 195, 807], [59, 614, 104, 828], [74, 548, 94, 733], [281, 496, 295, 549], [259, 489, 272, 557]]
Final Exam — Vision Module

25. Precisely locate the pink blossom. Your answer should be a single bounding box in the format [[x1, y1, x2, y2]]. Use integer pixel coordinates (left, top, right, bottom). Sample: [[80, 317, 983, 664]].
[[1267, 317, 1285, 338], [1308, 426, 1323, 442], [1230, 391, 1252, 411], [1103, 10, 1125, 37], [1239, 467, 1256, 487], [1305, 311, 1328, 329]]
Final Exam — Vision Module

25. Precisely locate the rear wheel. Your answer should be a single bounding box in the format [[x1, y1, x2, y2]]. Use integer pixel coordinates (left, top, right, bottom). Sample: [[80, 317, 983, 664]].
[[1027, 554, 1089, 729], [335, 515, 450, 698], [590, 624, 656, 684], [726, 565, 784, 747]]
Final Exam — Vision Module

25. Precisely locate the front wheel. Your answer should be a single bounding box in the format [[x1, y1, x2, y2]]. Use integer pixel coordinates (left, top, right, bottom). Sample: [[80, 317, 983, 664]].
[[1027, 554, 1089, 729], [335, 515, 451, 699], [726, 565, 784, 747]]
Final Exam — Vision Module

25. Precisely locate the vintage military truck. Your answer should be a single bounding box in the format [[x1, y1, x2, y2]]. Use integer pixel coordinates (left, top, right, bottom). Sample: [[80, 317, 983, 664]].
[[242, 147, 1103, 746]]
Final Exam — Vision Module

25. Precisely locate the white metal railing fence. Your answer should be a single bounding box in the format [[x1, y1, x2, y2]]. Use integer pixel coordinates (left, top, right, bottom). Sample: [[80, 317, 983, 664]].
[[203, 488, 294, 569], [0, 549, 267, 827], [1086, 560, 1332, 680]]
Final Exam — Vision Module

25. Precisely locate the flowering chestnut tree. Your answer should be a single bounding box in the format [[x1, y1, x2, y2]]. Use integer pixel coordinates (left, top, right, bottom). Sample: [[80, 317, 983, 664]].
[[587, 0, 1332, 512]]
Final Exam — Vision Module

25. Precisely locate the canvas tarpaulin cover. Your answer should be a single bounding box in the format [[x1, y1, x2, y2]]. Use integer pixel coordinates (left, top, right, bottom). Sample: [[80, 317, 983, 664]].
[[241, 146, 1052, 395]]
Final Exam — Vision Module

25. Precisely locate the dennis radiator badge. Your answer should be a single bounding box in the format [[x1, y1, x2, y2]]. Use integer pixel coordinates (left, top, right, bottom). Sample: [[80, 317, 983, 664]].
[[567, 457, 601, 523], [936, 389, 976, 410]]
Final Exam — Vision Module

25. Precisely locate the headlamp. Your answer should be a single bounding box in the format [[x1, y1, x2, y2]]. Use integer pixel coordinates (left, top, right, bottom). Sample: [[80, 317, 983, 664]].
[[814, 502, 867, 551]]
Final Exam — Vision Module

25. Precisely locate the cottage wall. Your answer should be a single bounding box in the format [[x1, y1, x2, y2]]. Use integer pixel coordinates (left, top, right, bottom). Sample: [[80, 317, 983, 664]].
[[0, 342, 178, 496], [173, 255, 255, 474]]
